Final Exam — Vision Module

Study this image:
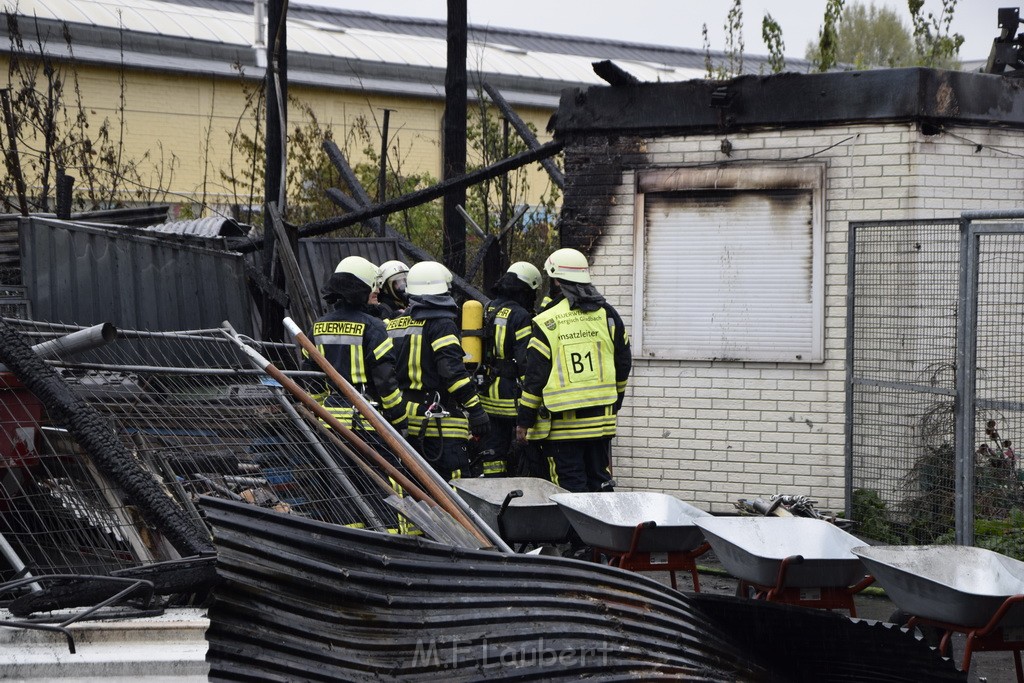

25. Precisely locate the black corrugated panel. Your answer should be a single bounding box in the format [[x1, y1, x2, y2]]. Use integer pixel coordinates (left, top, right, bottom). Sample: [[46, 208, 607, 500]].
[[19, 218, 252, 335], [299, 238, 403, 303], [202, 497, 964, 682]]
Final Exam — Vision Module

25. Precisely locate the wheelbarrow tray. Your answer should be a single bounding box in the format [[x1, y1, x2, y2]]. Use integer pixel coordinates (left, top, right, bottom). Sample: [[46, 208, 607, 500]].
[[548, 492, 710, 553], [451, 477, 570, 543], [695, 517, 866, 588], [853, 545, 1024, 629]]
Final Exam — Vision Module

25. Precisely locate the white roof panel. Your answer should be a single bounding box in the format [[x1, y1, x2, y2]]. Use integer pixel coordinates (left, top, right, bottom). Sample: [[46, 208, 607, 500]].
[[6, 0, 704, 85]]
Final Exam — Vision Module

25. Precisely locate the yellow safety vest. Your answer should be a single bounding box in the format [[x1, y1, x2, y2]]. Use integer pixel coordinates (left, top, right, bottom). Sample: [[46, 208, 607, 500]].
[[534, 299, 618, 412]]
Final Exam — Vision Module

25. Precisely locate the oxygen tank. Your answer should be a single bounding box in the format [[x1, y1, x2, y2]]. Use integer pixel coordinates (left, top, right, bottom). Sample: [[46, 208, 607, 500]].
[[461, 299, 484, 365]]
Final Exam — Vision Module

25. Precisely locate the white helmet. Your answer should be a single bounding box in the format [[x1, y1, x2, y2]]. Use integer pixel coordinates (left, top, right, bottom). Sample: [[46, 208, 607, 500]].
[[376, 260, 409, 290], [507, 261, 542, 290], [334, 256, 379, 289], [543, 248, 590, 284], [406, 261, 453, 296]]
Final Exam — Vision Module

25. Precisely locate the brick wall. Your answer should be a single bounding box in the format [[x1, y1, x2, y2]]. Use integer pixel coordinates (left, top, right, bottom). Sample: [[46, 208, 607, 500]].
[[569, 122, 1024, 513]]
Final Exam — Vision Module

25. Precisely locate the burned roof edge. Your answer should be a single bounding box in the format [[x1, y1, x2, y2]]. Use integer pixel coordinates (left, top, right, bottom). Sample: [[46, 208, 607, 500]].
[[550, 68, 1024, 137]]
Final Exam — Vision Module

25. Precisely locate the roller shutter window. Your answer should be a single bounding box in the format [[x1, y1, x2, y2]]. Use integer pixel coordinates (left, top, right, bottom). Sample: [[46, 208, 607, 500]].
[[636, 172, 823, 363]]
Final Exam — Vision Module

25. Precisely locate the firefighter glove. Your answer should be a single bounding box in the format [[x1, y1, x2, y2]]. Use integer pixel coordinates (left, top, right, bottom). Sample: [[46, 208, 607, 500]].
[[468, 407, 491, 438]]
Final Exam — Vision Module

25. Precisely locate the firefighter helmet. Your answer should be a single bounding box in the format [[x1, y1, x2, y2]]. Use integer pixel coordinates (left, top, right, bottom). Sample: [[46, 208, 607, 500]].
[[376, 260, 409, 291], [543, 248, 590, 284], [507, 261, 542, 290], [334, 256, 379, 289], [406, 261, 453, 296]]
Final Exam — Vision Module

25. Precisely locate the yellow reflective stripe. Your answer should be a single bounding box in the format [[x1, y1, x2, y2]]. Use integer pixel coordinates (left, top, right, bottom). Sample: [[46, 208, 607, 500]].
[[463, 394, 480, 408], [408, 333, 422, 390], [528, 337, 550, 359], [514, 326, 531, 341], [520, 391, 542, 409], [380, 388, 401, 409], [409, 417, 470, 439], [448, 376, 471, 394], [547, 457, 559, 485], [431, 334, 460, 352], [482, 460, 506, 475], [542, 383, 617, 412], [350, 344, 367, 384], [494, 322, 507, 358], [373, 337, 393, 360], [616, 380, 628, 392], [480, 398, 518, 417]]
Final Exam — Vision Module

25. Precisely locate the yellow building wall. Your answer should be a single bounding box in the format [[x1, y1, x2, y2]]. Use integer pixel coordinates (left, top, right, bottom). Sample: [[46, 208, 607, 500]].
[[1, 57, 559, 216]]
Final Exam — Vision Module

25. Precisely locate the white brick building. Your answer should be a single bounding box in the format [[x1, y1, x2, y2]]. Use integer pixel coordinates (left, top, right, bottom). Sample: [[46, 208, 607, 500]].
[[548, 68, 1024, 514]]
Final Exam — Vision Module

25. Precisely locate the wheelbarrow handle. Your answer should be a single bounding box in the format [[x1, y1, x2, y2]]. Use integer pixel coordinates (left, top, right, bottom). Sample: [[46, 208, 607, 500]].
[[626, 521, 657, 556], [496, 490, 524, 543], [770, 554, 805, 593]]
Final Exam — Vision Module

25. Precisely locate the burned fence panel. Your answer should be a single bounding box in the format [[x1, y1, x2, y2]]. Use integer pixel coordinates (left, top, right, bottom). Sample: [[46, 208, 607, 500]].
[[19, 218, 252, 338], [0, 320, 401, 609]]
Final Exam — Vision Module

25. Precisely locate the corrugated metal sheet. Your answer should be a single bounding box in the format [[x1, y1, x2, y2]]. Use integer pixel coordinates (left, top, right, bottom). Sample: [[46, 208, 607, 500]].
[[143, 217, 248, 238], [202, 497, 965, 682], [298, 238, 402, 307], [20, 218, 252, 334]]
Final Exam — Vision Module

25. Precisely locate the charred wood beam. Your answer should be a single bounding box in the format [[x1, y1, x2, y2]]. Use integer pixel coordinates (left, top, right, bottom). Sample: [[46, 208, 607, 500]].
[[243, 260, 290, 309], [238, 141, 562, 250], [321, 140, 384, 236], [442, 0, 469, 277], [326, 189, 488, 303], [593, 60, 642, 86], [267, 202, 318, 331], [482, 82, 564, 190]]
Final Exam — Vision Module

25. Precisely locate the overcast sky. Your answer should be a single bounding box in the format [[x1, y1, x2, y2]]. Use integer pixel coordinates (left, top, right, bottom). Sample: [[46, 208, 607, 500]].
[[293, 0, 1003, 62]]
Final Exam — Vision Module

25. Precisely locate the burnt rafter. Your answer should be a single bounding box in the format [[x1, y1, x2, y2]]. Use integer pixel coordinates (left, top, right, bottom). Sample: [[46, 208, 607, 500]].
[[552, 68, 1024, 136], [482, 82, 565, 190], [237, 140, 562, 254]]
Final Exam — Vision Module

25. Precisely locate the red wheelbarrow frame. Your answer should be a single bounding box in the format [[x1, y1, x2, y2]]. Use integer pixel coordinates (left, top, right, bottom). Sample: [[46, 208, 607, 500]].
[[736, 554, 875, 616], [592, 520, 711, 592], [906, 594, 1024, 683]]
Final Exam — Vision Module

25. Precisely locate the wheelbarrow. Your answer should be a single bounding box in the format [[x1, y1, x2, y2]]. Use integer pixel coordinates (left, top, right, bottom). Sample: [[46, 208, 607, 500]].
[[451, 477, 570, 549], [854, 544, 1024, 682], [695, 517, 874, 615], [549, 491, 712, 591]]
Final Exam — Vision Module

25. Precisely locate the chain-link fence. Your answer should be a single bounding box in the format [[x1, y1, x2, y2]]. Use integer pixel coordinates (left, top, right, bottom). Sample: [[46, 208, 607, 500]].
[[847, 216, 1024, 552]]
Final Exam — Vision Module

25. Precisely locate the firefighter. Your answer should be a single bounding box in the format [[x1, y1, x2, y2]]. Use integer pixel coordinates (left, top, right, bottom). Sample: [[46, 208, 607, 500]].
[[374, 259, 410, 319], [302, 256, 410, 432], [515, 248, 631, 493], [387, 261, 490, 481], [477, 261, 542, 477]]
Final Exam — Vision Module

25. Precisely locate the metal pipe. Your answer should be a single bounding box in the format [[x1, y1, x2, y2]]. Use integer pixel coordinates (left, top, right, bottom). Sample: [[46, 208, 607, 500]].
[[0, 531, 42, 593], [30, 322, 117, 360], [282, 317, 509, 551], [961, 209, 1024, 220]]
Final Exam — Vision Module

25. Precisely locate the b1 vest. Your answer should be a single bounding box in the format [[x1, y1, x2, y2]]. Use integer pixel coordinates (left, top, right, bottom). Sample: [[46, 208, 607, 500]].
[[533, 299, 617, 412]]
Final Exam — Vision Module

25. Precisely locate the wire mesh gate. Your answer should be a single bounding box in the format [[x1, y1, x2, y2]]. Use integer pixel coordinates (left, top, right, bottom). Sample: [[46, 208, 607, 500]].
[[846, 215, 1024, 549]]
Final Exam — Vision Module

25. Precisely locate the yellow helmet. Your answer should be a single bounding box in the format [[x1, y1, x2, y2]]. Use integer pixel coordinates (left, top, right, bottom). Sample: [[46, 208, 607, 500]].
[[406, 261, 453, 296], [507, 261, 542, 290], [334, 256, 379, 289], [543, 248, 590, 284]]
